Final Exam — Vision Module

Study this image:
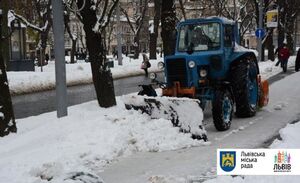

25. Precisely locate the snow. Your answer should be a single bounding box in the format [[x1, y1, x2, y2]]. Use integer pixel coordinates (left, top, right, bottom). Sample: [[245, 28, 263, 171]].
[[7, 54, 162, 95], [123, 95, 207, 139], [234, 42, 258, 56], [7, 10, 16, 27], [3, 47, 300, 182], [0, 97, 204, 183]]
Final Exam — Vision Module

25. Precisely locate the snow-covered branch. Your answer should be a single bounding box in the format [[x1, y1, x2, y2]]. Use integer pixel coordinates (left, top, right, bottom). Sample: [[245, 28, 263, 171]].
[[120, 6, 136, 34], [101, 0, 119, 31], [9, 10, 45, 32]]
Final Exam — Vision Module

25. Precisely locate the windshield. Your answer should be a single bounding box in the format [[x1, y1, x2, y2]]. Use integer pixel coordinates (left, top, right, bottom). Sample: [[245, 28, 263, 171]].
[[178, 22, 221, 52]]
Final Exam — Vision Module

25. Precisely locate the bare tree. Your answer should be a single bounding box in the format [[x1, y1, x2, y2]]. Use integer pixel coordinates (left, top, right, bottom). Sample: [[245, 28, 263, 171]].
[[161, 0, 177, 56], [276, 0, 300, 52], [178, 0, 187, 21], [120, 0, 148, 59], [149, 0, 161, 59], [64, 10, 77, 64], [76, 0, 118, 108], [105, 17, 116, 55], [0, 0, 17, 137], [10, 0, 52, 66], [208, 0, 256, 42]]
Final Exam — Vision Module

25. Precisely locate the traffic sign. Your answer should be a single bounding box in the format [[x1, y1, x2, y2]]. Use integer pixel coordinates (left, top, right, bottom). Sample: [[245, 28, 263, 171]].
[[255, 28, 265, 38]]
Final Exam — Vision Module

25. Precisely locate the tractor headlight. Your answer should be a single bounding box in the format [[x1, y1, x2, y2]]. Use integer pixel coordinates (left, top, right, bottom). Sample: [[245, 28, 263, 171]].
[[149, 73, 157, 80], [157, 62, 165, 70], [188, 60, 196, 68], [199, 69, 208, 77]]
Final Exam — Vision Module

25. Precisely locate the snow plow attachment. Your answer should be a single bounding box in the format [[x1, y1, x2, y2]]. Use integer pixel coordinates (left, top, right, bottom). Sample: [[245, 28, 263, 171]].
[[123, 95, 207, 141], [258, 78, 269, 108]]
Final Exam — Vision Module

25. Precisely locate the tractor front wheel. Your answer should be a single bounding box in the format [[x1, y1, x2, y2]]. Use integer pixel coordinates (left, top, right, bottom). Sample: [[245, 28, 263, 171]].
[[212, 89, 233, 131]]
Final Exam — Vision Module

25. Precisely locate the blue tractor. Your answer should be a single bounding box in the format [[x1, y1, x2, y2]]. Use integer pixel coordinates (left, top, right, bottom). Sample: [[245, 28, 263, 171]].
[[154, 17, 269, 131], [125, 17, 269, 135]]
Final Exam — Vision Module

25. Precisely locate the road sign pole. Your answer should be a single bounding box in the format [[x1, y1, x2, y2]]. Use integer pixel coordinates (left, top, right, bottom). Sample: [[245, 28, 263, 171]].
[[52, 0, 68, 118], [258, 0, 264, 61]]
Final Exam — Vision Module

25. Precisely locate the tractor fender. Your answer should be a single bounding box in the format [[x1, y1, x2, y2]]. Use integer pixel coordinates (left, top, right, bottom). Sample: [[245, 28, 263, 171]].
[[212, 81, 235, 104], [229, 52, 259, 75]]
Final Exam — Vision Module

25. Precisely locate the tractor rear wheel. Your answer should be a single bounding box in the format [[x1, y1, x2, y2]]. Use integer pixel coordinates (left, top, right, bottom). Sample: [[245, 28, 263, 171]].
[[212, 89, 233, 131], [231, 60, 258, 117]]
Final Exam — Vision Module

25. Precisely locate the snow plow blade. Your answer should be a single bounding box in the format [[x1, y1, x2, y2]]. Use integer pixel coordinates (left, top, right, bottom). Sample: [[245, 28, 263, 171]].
[[123, 95, 207, 141]]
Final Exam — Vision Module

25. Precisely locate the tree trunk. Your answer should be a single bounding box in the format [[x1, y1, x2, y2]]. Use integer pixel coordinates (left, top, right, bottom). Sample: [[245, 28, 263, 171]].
[[286, 17, 296, 54], [1, 2, 9, 67], [78, 0, 116, 108], [149, 33, 156, 59], [277, 0, 285, 47], [149, 0, 161, 59], [134, 36, 140, 59], [39, 32, 47, 66], [0, 3, 17, 137], [71, 39, 76, 64], [266, 29, 275, 61], [161, 0, 177, 56]]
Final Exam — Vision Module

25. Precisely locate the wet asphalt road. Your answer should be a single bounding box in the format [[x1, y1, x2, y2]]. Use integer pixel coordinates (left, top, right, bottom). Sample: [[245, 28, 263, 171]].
[[12, 73, 164, 119]]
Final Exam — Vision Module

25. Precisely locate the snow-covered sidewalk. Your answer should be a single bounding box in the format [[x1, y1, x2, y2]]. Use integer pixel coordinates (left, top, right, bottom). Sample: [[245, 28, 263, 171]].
[[7, 55, 162, 95]]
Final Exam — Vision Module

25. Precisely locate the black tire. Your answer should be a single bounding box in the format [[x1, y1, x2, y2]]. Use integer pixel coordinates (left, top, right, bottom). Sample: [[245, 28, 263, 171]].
[[230, 59, 258, 117], [212, 89, 233, 131]]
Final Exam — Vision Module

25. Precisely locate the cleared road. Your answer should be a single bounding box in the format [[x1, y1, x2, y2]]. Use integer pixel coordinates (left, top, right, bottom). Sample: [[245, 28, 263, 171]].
[[12, 73, 164, 119]]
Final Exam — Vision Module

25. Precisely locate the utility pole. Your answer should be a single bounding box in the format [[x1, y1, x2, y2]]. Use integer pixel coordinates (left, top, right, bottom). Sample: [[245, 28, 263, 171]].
[[51, 0, 68, 117], [116, 1, 123, 65], [258, 0, 264, 62]]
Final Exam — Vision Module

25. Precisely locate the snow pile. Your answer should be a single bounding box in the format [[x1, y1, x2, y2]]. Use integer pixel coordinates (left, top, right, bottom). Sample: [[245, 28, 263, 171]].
[[0, 97, 205, 183], [123, 95, 207, 140], [7, 54, 162, 95], [270, 122, 300, 148]]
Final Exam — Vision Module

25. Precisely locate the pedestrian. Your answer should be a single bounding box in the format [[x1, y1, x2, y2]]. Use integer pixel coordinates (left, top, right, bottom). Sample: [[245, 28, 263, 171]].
[[275, 43, 290, 72], [295, 48, 300, 72], [141, 53, 151, 77]]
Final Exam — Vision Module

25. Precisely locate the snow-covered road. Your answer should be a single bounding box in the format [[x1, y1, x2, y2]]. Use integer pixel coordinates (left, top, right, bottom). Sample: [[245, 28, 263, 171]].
[[99, 70, 300, 182]]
